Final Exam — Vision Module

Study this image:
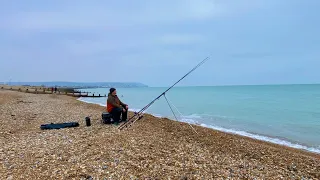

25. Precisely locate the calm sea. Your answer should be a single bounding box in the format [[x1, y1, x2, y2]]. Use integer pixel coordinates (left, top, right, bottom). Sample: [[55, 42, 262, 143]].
[[78, 84, 320, 153]]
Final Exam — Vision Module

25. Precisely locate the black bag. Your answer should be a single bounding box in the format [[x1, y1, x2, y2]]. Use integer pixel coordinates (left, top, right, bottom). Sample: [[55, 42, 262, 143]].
[[101, 112, 113, 124], [40, 122, 79, 130]]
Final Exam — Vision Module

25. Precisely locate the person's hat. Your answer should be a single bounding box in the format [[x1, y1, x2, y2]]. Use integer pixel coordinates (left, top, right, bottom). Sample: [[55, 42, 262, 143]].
[[109, 88, 116, 94]]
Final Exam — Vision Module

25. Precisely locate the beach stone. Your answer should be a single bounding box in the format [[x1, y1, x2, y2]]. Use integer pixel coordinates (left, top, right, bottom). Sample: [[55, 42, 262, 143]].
[[287, 164, 297, 172], [180, 176, 188, 180]]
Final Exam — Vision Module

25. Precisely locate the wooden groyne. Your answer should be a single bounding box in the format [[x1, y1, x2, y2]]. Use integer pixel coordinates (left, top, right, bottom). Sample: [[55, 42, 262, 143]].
[[68, 92, 107, 98], [0, 86, 106, 98]]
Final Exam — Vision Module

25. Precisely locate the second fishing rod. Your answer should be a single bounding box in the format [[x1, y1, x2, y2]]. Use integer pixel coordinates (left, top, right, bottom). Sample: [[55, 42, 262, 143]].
[[118, 57, 210, 130]]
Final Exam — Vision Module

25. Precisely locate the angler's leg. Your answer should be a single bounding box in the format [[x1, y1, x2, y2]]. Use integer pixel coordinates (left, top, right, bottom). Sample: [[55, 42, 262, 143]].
[[111, 107, 122, 123], [121, 105, 128, 121]]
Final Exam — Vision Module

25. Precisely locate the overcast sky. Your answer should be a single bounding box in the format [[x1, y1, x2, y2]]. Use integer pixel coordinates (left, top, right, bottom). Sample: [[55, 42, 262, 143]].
[[0, 0, 319, 87]]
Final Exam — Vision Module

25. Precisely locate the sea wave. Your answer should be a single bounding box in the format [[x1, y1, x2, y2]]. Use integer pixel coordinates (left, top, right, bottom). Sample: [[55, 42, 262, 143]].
[[181, 114, 202, 119], [180, 117, 199, 124], [182, 114, 232, 120], [128, 108, 142, 113], [199, 124, 320, 154], [77, 97, 320, 154], [78, 98, 105, 106]]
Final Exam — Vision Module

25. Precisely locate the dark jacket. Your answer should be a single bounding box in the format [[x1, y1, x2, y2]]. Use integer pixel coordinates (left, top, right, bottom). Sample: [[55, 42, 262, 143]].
[[107, 93, 126, 112]]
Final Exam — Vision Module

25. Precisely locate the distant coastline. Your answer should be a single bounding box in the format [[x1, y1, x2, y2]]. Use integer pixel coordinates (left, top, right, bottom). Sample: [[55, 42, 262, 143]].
[[0, 81, 148, 88]]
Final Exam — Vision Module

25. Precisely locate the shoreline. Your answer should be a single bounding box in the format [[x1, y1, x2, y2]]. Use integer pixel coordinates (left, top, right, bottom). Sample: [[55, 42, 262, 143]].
[[1, 90, 319, 179], [78, 97, 320, 155]]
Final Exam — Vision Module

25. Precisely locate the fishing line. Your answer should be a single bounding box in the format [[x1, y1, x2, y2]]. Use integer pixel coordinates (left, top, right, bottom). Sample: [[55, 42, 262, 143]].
[[164, 94, 179, 122], [164, 95, 198, 134]]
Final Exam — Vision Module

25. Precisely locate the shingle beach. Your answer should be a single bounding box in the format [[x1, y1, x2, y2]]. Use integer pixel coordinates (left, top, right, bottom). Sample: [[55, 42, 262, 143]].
[[0, 90, 319, 179]]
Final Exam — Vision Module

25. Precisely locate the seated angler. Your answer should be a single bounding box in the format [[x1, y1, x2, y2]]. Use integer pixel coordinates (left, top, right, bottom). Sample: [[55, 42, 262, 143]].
[[107, 88, 129, 123]]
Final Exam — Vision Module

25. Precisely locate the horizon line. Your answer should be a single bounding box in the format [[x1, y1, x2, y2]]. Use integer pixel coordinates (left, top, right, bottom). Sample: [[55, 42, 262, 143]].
[[1, 82, 319, 88], [149, 83, 320, 88]]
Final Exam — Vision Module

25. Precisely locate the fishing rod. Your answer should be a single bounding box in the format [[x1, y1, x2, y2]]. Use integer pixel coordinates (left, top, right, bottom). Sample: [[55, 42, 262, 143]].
[[118, 57, 210, 130]]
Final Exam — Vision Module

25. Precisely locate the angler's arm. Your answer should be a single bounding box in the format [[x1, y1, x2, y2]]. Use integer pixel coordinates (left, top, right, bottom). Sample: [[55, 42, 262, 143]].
[[120, 99, 127, 107]]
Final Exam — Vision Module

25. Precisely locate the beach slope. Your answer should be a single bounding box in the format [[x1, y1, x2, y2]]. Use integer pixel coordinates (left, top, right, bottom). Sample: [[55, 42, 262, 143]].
[[0, 91, 319, 179]]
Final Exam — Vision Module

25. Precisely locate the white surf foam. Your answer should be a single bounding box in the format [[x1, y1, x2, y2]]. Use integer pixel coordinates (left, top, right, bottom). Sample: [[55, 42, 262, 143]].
[[182, 114, 202, 119], [77, 97, 320, 154], [128, 108, 141, 112], [152, 114, 163, 118], [180, 117, 199, 124], [199, 123, 320, 154], [77, 98, 106, 107]]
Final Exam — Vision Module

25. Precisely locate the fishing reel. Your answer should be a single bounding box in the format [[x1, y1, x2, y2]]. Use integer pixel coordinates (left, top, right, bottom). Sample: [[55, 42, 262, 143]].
[[134, 111, 144, 120]]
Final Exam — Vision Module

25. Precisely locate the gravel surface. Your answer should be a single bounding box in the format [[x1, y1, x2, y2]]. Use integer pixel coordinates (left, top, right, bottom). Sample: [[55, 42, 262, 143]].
[[0, 90, 319, 179]]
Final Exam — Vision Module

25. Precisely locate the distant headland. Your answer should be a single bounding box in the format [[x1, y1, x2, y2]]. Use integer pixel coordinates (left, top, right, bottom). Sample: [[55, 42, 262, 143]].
[[0, 81, 148, 88]]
